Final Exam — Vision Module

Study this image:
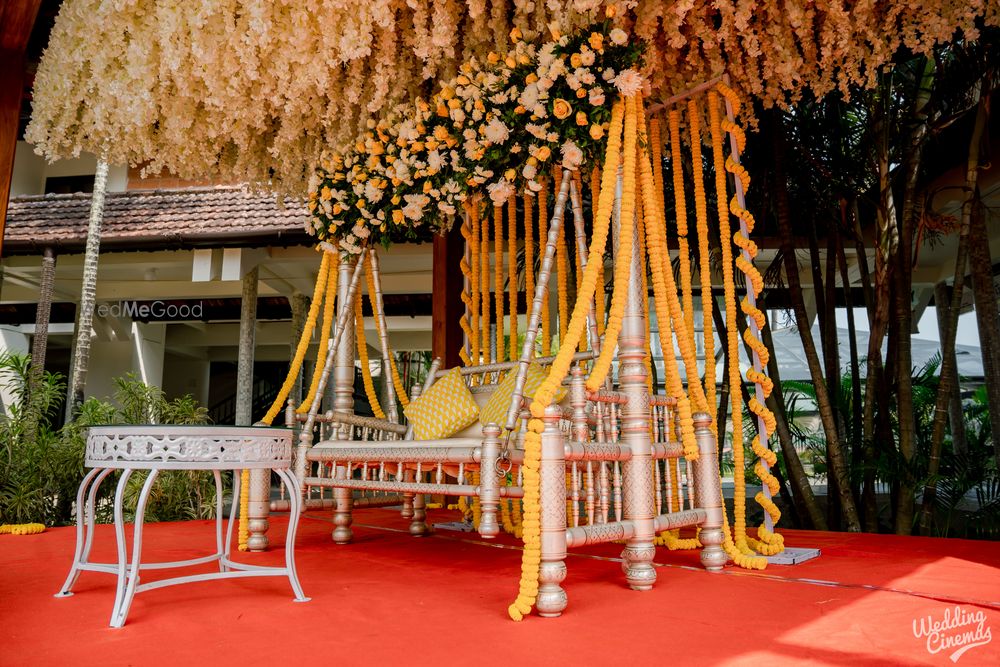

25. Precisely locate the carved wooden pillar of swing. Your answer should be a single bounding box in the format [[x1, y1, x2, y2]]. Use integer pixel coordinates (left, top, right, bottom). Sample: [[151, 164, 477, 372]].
[[618, 177, 657, 591], [432, 227, 465, 369], [331, 256, 357, 544]]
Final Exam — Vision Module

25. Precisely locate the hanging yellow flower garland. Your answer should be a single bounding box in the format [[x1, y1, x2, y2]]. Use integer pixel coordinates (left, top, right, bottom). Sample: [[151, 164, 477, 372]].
[[366, 253, 410, 408], [494, 205, 505, 361], [718, 81, 783, 556], [468, 200, 482, 365], [635, 97, 702, 461], [667, 111, 695, 337], [460, 212, 475, 367], [480, 202, 492, 362], [523, 192, 534, 358], [687, 98, 717, 413], [509, 96, 624, 622], [261, 250, 332, 424], [537, 178, 551, 356], [355, 289, 386, 419], [508, 193, 519, 361], [298, 255, 341, 415]]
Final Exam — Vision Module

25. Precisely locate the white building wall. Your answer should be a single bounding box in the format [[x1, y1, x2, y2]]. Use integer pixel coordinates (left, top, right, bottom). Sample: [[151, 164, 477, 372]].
[[11, 141, 127, 195], [0, 326, 30, 410]]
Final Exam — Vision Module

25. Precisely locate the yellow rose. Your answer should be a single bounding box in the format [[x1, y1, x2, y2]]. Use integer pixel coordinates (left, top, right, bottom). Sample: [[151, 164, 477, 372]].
[[570, 53, 583, 68], [576, 111, 588, 126], [525, 73, 538, 84], [425, 139, 438, 151], [434, 125, 449, 141], [536, 146, 552, 161], [509, 26, 522, 43], [332, 203, 343, 215], [605, 5, 616, 18], [589, 124, 604, 140], [504, 56, 517, 69], [518, 54, 530, 65], [357, 199, 366, 209], [552, 98, 572, 120], [391, 178, 401, 187], [527, 156, 538, 167], [504, 169, 517, 181], [456, 75, 470, 86], [547, 22, 561, 41], [487, 51, 500, 65], [448, 98, 461, 110], [411, 140, 425, 151], [576, 87, 587, 99], [588, 32, 604, 51], [320, 186, 332, 201], [436, 104, 448, 117], [423, 180, 433, 193], [391, 195, 401, 205], [392, 209, 405, 224], [515, 105, 526, 114], [441, 87, 455, 100]]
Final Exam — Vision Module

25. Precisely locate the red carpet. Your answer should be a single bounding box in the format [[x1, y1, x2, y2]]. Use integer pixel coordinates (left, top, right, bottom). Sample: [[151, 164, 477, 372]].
[[2, 509, 999, 666]]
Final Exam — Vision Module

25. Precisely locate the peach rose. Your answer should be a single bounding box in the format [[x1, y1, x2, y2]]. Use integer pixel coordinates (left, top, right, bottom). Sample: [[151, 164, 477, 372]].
[[552, 98, 573, 120]]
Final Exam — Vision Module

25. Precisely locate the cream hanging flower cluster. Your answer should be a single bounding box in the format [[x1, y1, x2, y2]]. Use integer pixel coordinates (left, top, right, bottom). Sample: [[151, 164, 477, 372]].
[[307, 18, 643, 254], [27, 2, 994, 196]]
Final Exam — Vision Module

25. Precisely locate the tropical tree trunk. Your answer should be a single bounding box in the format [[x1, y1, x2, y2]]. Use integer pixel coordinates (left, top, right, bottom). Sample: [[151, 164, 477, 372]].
[[836, 222, 863, 496], [918, 90, 987, 532], [29, 246, 57, 392], [772, 113, 861, 531], [24, 246, 57, 440], [934, 282, 968, 455], [893, 56, 936, 535], [849, 201, 883, 530], [65, 160, 109, 420], [968, 193, 1000, 466]]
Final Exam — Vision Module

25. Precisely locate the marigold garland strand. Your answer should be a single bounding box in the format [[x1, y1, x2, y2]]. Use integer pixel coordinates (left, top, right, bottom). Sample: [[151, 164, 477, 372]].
[[523, 192, 534, 358], [556, 218, 570, 346], [508, 193, 519, 361], [537, 178, 551, 356], [355, 290, 386, 419], [262, 251, 331, 424], [590, 166, 606, 336], [585, 95, 638, 392], [0, 523, 45, 535], [635, 97, 702, 461], [667, 111, 695, 338], [719, 81, 783, 556], [508, 97, 624, 622], [367, 253, 409, 407], [480, 201, 491, 362], [708, 90, 754, 560], [238, 469, 251, 551], [459, 211, 475, 366], [494, 205, 505, 361], [297, 254, 341, 415], [469, 201, 481, 365], [687, 98, 716, 413]]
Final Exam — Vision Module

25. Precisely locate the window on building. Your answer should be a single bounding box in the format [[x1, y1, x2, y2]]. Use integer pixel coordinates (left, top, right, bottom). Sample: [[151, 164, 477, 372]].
[[44, 174, 95, 194]]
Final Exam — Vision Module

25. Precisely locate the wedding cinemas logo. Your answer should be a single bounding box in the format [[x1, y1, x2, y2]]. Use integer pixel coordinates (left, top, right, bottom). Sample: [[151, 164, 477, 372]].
[[912, 605, 992, 662], [96, 300, 204, 320]]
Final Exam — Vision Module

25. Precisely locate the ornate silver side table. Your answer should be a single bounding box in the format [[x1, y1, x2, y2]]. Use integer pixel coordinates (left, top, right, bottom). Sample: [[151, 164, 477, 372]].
[[55, 425, 309, 627]]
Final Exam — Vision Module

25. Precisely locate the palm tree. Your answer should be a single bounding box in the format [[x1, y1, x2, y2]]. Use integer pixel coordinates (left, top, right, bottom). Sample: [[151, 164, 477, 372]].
[[65, 159, 109, 420]]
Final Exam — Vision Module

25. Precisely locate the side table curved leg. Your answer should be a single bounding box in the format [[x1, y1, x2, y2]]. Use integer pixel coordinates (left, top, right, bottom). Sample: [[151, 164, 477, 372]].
[[81, 469, 114, 565], [276, 469, 310, 603], [110, 469, 135, 625], [55, 468, 101, 597], [111, 469, 159, 628], [212, 470, 226, 572], [223, 469, 242, 562]]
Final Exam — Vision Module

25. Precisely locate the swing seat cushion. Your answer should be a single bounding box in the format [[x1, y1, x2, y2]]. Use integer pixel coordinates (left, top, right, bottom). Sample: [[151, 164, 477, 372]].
[[478, 362, 567, 428], [404, 367, 480, 440]]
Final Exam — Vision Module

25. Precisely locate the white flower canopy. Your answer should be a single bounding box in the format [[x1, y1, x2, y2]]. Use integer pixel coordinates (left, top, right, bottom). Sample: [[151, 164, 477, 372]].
[[27, 0, 998, 197]]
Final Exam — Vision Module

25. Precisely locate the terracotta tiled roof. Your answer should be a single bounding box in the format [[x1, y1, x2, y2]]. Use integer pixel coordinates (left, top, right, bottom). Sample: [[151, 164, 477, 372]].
[[2, 186, 311, 255]]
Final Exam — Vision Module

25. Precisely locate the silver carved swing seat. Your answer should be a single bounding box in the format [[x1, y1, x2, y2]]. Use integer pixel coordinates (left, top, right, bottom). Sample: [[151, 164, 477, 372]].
[[256, 167, 724, 617]]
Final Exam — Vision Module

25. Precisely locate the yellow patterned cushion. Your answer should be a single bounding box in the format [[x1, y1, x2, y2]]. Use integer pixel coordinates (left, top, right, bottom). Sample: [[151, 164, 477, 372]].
[[479, 362, 567, 428], [404, 367, 480, 440]]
